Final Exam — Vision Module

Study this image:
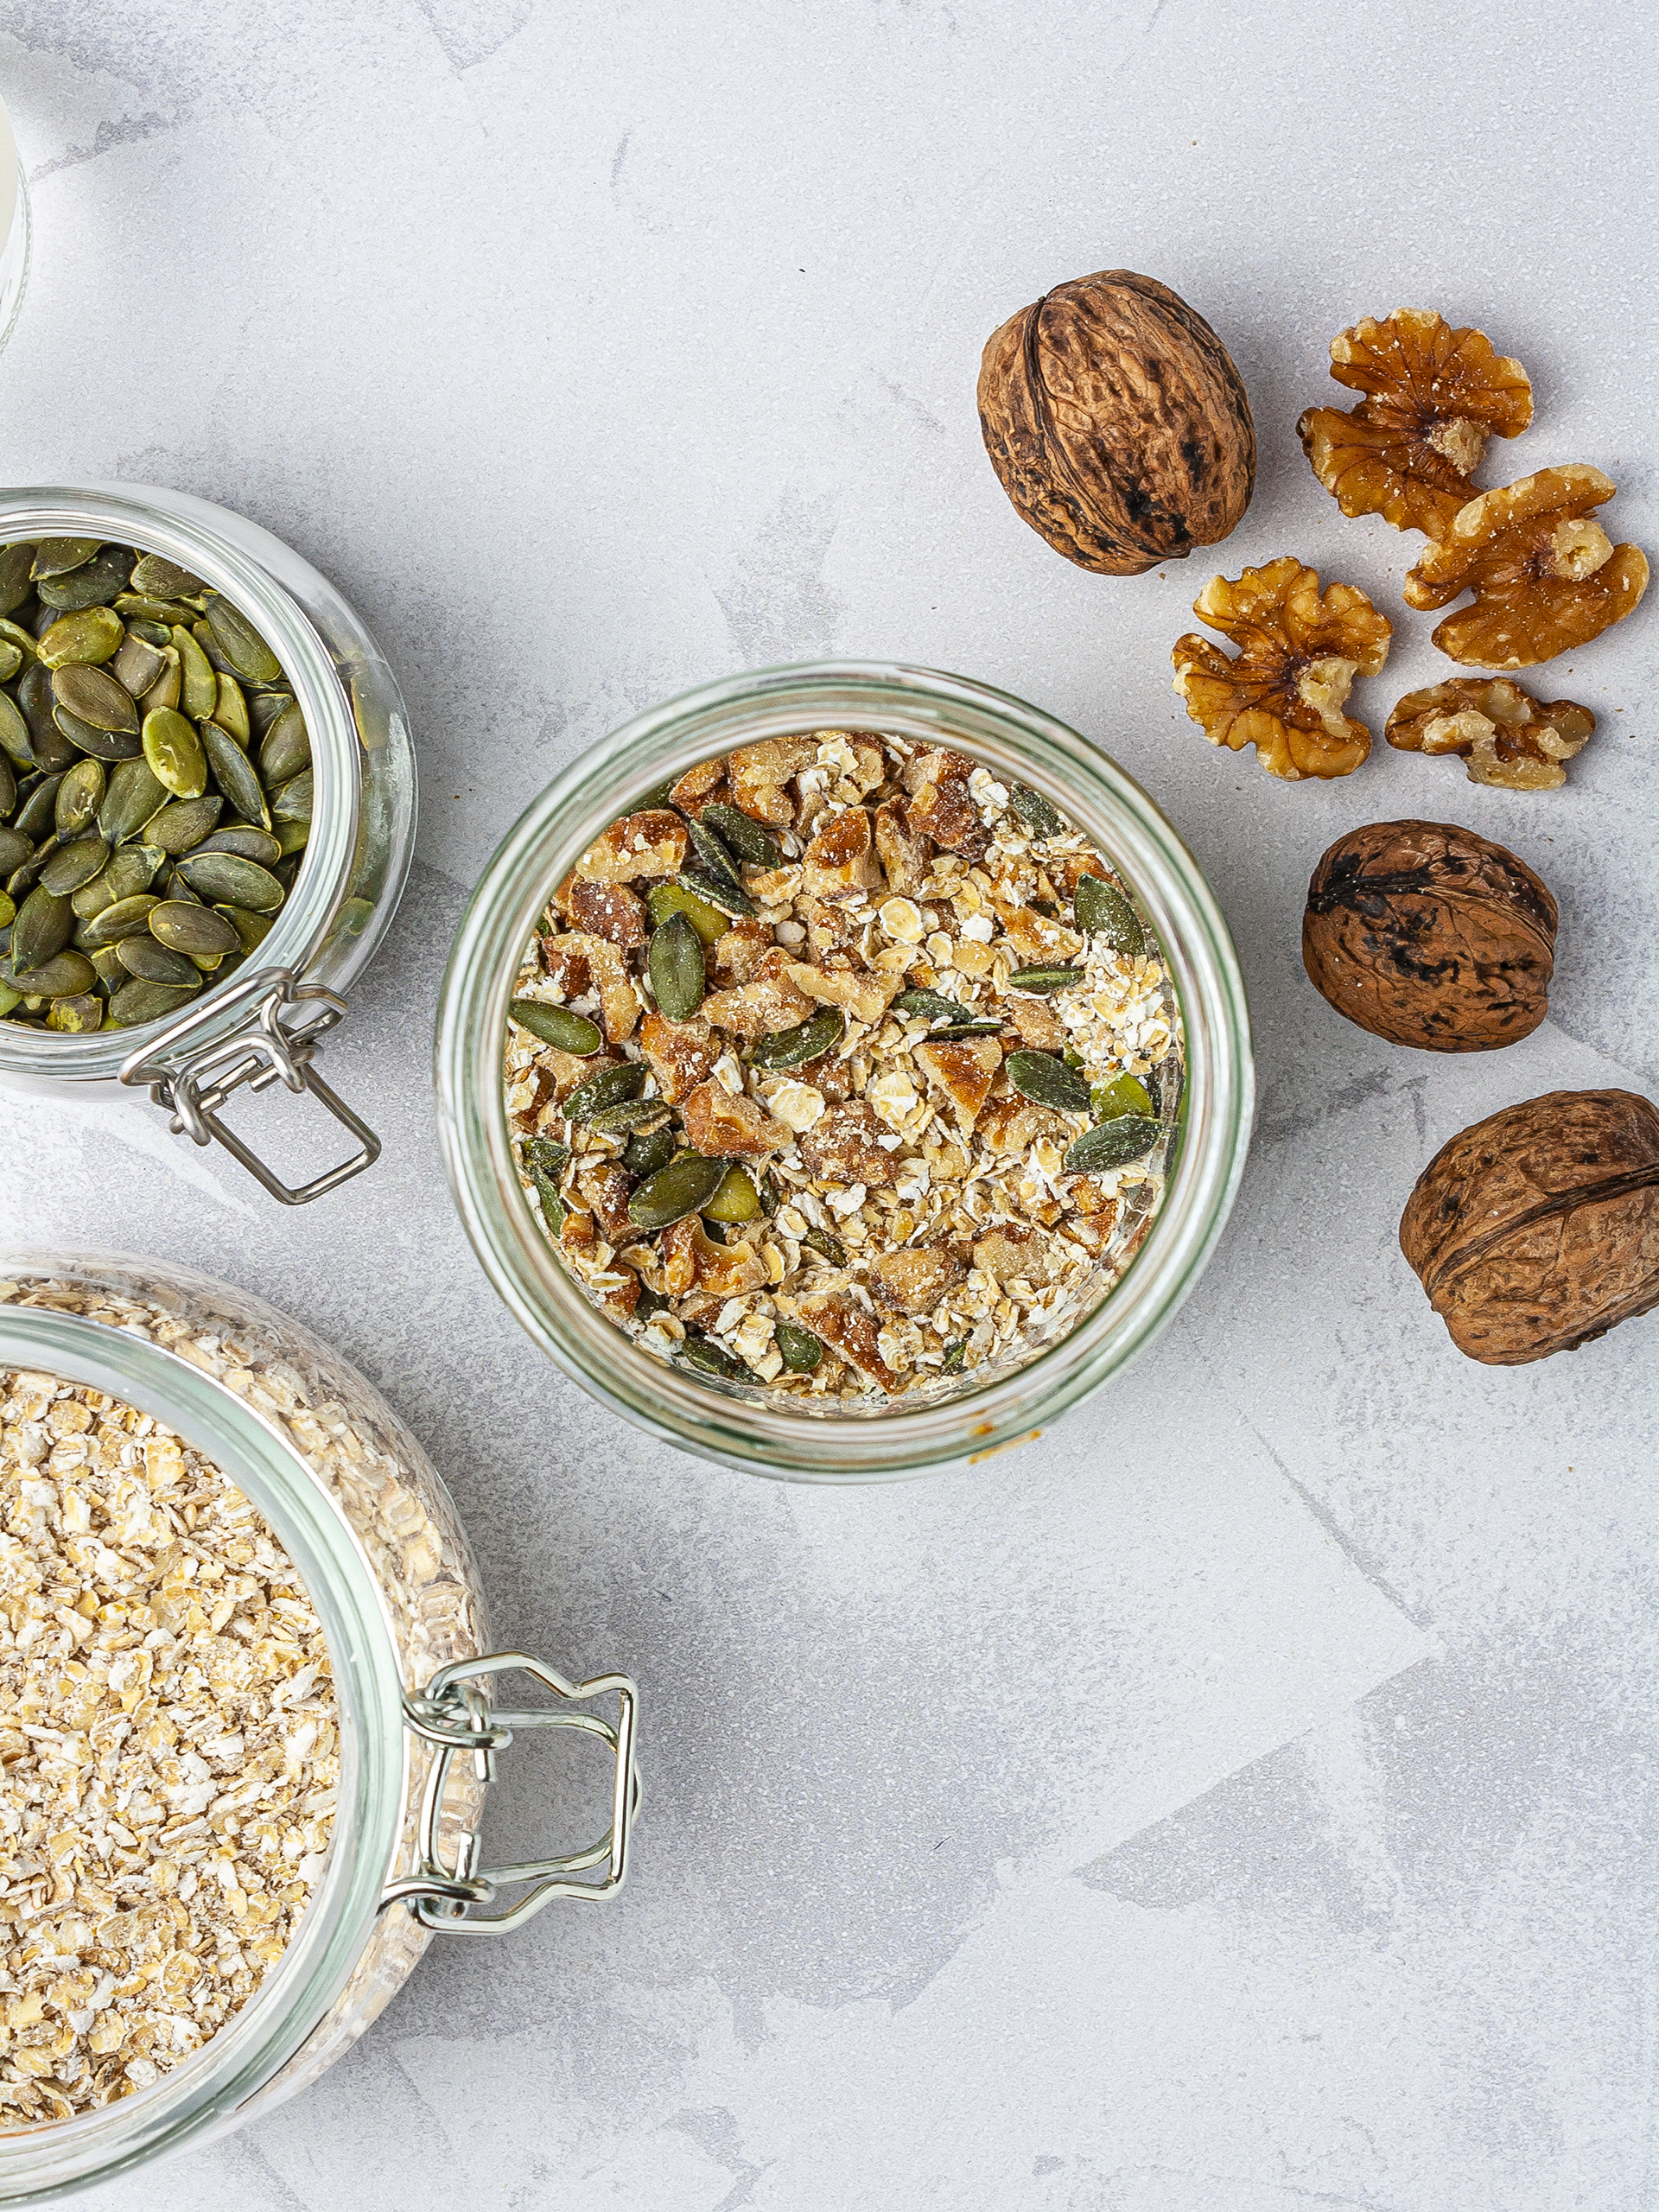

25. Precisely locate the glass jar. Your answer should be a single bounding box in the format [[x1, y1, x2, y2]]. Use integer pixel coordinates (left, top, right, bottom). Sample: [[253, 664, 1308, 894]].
[[435, 660, 1254, 1482], [0, 95, 27, 356], [0, 486, 417, 1204], [0, 1253, 639, 2201]]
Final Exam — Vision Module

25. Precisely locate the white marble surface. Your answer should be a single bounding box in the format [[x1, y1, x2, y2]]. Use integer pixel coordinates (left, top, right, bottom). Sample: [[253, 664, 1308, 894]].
[[2, 2, 1656, 2204]]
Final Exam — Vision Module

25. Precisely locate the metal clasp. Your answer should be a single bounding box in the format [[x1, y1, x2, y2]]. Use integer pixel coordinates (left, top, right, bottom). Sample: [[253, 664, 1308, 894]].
[[118, 964, 381, 1205], [381, 1651, 639, 1936]]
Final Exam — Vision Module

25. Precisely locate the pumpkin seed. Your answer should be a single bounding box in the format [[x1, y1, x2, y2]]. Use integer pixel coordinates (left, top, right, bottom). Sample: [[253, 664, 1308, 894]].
[[748, 1007, 845, 1069], [115, 594, 200, 627], [145, 794, 223, 854], [1009, 782, 1065, 839], [110, 632, 166, 699], [73, 849, 159, 920], [17, 664, 75, 768], [46, 991, 104, 1033], [0, 543, 35, 615], [648, 912, 705, 1021], [11, 886, 73, 969], [52, 664, 139, 734], [172, 625, 219, 720], [7, 950, 97, 998], [773, 1320, 823, 1372], [0, 829, 29, 877], [35, 545, 131, 612], [130, 554, 207, 599], [1007, 963, 1084, 994], [1074, 873, 1145, 955], [801, 1225, 846, 1266], [82, 894, 163, 946], [270, 769, 311, 823], [1090, 1072, 1154, 1122], [212, 672, 250, 744], [0, 641, 21, 684], [0, 617, 37, 664], [703, 1166, 761, 1224], [683, 817, 752, 905], [175, 849, 283, 912], [563, 1060, 648, 1122], [213, 904, 274, 954], [275, 818, 310, 856], [508, 998, 602, 1054], [647, 879, 728, 944], [108, 977, 199, 1026], [191, 825, 280, 867], [700, 801, 779, 867], [677, 1332, 755, 1382], [98, 758, 169, 846], [1006, 1050, 1091, 1114], [30, 539, 100, 582], [116, 934, 201, 988], [892, 986, 1001, 1034], [259, 702, 309, 784], [137, 648, 182, 716], [39, 836, 111, 896], [1063, 1115, 1161, 1173], [5, 838, 51, 900], [148, 900, 240, 958], [627, 1151, 725, 1230], [54, 708, 141, 763], [676, 863, 753, 920], [0, 690, 34, 766], [53, 758, 105, 837], [939, 1339, 968, 1374], [623, 1126, 677, 1177], [38, 609, 124, 671], [200, 721, 269, 830], [249, 689, 295, 737], [141, 708, 207, 798], [204, 594, 282, 685], [588, 1096, 671, 1135], [523, 1135, 569, 1229]]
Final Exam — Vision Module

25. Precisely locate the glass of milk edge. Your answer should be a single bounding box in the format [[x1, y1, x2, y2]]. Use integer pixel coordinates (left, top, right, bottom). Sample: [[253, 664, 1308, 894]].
[[0, 92, 29, 353]]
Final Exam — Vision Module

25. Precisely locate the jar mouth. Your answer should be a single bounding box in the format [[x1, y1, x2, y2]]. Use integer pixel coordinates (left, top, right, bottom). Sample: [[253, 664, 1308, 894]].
[[0, 485, 360, 1080], [436, 661, 1254, 1480], [0, 1279, 406, 2194]]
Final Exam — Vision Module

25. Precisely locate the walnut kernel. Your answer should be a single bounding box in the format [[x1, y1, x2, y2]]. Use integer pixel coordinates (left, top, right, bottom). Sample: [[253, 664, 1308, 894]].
[[1386, 679, 1595, 791]]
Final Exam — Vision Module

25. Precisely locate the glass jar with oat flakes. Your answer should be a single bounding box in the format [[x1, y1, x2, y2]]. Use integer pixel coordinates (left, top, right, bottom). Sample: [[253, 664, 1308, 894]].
[[0, 1254, 639, 2200], [436, 661, 1255, 1482]]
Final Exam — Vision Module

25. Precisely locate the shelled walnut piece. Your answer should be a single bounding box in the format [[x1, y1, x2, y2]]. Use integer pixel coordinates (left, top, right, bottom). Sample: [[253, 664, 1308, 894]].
[[1298, 308, 1533, 539], [1403, 465, 1649, 667], [0, 1372, 336, 2120], [1386, 679, 1595, 791], [1171, 558, 1392, 779], [504, 734, 1183, 1402]]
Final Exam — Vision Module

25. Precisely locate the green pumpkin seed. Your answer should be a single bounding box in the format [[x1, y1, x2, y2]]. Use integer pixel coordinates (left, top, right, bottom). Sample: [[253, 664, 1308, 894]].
[[115, 934, 200, 987], [748, 1006, 845, 1069], [1090, 1072, 1154, 1122], [200, 721, 269, 830], [892, 987, 1001, 1034], [523, 1135, 570, 1230], [700, 802, 779, 867], [677, 1333, 755, 1382], [773, 1320, 823, 1372], [1063, 1115, 1161, 1174], [508, 998, 602, 1054], [74, 848, 159, 920], [703, 1166, 761, 1224], [6, 838, 53, 900], [213, 671, 250, 745], [38, 608, 124, 671], [0, 830, 29, 878], [130, 554, 207, 599], [204, 594, 282, 685], [141, 708, 208, 798], [110, 632, 167, 699], [801, 1225, 847, 1266], [30, 539, 100, 582], [563, 1060, 649, 1123], [39, 836, 111, 896], [138, 647, 183, 716], [0, 543, 36, 615], [259, 702, 309, 784], [623, 1126, 676, 1177], [171, 625, 219, 720], [249, 688, 296, 736], [677, 864, 753, 919], [36, 545, 131, 612], [13, 774, 63, 842], [275, 818, 309, 856], [1074, 873, 1145, 955], [0, 752, 13, 813], [939, 1339, 968, 1374], [627, 1151, 725, 1230], [270, 768, 311, 823], [54, 707, 141, 763], [146, 794, 223, 854], [175, 849, 284, 912], [0, 690, 33, 766], [88, 944, 125, 987], [646, 879, 728, 944], [0, 640, 22, 684], [46, 991, 104, 1033], [82, 894, 163, 946], [1006, 1050, 1091, 1114], [1008, 782, 1065, 840], [588, 1096, 671, 1136], [0, 616, 38, 663], [99, 758, 169, 846], [193, 825, 281, 866], [17, 664, 74, 768], [11, 886, 73, 969], [148, 900, 240, 958], [213, 903, 274, 954], [108, 977, 200, 1026], [7, 950, 97, 999], [1007, 964, 1084, 994], [647, 912, 705, 1022], [115, 594, 202, 627], [54, 757, 105, 837]]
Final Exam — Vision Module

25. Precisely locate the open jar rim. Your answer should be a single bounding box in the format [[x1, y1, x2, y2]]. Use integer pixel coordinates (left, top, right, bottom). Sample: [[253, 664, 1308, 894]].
[[435, 659, 1255, 1481]]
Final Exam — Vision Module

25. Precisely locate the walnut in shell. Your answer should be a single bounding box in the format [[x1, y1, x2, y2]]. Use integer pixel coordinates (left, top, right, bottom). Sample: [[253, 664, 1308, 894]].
[[977, 269, 1255, 575], [1400, 1090, 1659, 1363], [1386, 678, 1595, 791], [1298, 308, 1532, 538], [1172, 557, 1391, 779], [1403, 465, 1649, 666], [1303, 821, 1556, 1051]]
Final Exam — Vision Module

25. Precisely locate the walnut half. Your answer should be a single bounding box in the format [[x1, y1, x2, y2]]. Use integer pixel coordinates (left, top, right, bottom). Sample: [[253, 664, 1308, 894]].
[[1171, 557, 1392, 780], [1386, 678, 1595, 791]]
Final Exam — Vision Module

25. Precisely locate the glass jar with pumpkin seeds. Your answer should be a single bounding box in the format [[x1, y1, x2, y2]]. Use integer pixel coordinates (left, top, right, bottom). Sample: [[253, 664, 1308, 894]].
[[0, 486, 416, 1202]]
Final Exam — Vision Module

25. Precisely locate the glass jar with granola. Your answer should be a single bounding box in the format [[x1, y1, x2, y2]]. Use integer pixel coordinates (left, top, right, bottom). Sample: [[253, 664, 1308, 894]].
[[0, 1255, 638, 2197], [436, 662, 1254, 1482]]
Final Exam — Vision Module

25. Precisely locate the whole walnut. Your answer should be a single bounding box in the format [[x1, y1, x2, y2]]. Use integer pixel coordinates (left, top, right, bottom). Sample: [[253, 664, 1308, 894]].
[[1302, 821, 1556, 1052], [1401, 1090, 1659, 1363], [977, 270, 1255, 575]]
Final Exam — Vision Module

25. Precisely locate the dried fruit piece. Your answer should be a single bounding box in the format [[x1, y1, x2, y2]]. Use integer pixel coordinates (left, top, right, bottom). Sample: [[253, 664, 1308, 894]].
[[1172, 558, 1392, 780], [914, 1034, 1001, 1123], [1386, 679, 1595, 791], [904, 750, 985, 856], [638, 1011, 721, 1103], [680, 1078, 790, 1158], [1298, 308, 1532, 538], [973, 1223, 1062, 1288], [1400, 1090, 1659, 1363], [798, 1294, 898, 1390], [1302, 821, 1556, 1052], [977, 269, 1255, 574], [1402, 466, 1649, 667]]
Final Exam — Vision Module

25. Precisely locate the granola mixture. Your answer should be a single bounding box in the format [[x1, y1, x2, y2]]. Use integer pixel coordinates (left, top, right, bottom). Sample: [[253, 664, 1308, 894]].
[[504, 733, 1182, 1404], [0, 1370, 336, 2120]]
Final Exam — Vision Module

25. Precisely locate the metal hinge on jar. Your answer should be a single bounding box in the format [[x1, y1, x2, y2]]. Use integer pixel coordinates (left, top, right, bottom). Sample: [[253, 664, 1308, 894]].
[[381, 1652, 640, 1935], [118, 964, 380, 1205]]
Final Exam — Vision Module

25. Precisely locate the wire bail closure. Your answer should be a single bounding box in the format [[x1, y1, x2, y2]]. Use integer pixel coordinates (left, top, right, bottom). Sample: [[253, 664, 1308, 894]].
[[118, 965, 380, 1205], [381, 1652, 639, 1935]]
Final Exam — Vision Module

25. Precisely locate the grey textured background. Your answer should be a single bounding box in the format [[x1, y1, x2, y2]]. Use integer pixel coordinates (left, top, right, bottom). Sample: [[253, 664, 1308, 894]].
[[2, 1, 1657, 2205]]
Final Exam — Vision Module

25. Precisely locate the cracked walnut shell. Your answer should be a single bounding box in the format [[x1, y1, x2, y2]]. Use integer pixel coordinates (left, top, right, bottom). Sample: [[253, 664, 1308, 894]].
[[977, 269, 1255, 575], [1299, 308, 1532, 538], [1386, 679, 1594, 791], [1303, 820, 1556, 1052], [1400, 1090, 1659, 1363], [1403, 466, 1649, 666], [1172, 557, 1392, 779]]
